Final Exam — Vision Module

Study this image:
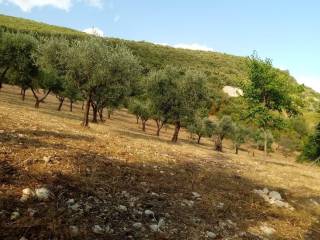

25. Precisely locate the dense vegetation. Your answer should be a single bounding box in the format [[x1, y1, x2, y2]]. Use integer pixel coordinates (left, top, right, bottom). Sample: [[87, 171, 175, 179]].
[[0, 14, 319, 162]]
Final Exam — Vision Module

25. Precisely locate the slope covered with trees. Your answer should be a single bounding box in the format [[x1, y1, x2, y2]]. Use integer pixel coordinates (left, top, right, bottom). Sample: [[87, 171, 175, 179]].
[[0, 14, 319, 163], [0, 14, 318, 99]]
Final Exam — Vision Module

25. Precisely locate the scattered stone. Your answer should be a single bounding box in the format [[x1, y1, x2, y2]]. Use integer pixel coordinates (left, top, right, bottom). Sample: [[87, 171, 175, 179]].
[[133, 222, 143, 229], [269, 191, 282, 201], [10, 211, 20, 220], [253, 188, 292, 209], [23, 188, 34, 196], [43, 156, 51, 164], [182, 199, 194, 207], [206, 231, 217, 238], [151, 192, 159, 197], [105, 225, 113, 233], [149, 224, 159, 232], [217, 202, 224, 209], [144, 209, 154, 217], [192, 192, 201, 198], [67, 199, 75, 205], [92, 225, 104, 234], [20, 188, 35, 202], [260, 225, 276, 236], [69, 203, 80, 211], [19, 237, 28, 240], [0, 130, 4, 134], [149, 218, 165, 232], [35, 187, 50, 200], [118, 205, 127, 212], [122, 191, 130, 198], [69, 225, 79, 236], [158, 218, 165, 228]]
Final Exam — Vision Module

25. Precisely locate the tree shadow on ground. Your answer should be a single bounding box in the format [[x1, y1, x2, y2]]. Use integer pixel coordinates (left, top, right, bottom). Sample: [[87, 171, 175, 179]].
[[113, 128, 215, 152], [18, 129, 94, 142], [0, 141, 306, 240], [0, 132, 68, 149]]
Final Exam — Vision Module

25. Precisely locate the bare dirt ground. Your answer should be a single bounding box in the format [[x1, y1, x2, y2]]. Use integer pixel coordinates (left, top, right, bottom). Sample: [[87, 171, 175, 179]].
[[0, 85, 319, 240]]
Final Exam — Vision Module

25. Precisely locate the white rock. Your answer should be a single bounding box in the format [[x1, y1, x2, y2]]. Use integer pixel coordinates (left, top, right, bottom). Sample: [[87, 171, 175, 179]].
[[158, 218, 165, 228], [20, 188, 35, 202], [260, 225, 276, 236], [206, 231, 217, 238], [118, 205, 127, 212], [144, 209, 154, 217], [133, 222, 143, 229], [217, 202, 224, 209], [22, 188, 34, 196], [182, 199, 194, 207], [223, 86, 243, 97], [273, 200, 288, 208], [151, 192, 159, 197], [43, 156, 51, 164], [192, 192, 201, 198], [35, 187, 50, 200], [19, 237, 28, 240], [0, 130, 4, 134], [69, 203, 80, 211], [69, 225, 79, 236], [105, 225, 113, 233], [149, 224, 159, 232], [262, 188, 269, 194], [67, 199, 75, 205], [269, 191, 282, 201], [10, 211, 20, 220], [92, 225, 104, 234], [122, 191, 130, 198], [20, 195, 30, 202]]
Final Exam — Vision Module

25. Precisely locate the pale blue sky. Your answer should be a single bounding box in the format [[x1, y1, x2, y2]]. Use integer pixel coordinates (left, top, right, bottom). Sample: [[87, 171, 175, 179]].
[[0, 0, 319, 92]]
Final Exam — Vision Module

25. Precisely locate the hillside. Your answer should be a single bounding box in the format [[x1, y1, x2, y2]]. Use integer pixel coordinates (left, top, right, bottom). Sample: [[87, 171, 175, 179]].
[[1, 14, 319, 109], [1, 84, 320, 240], [0, 14, 84, 38]]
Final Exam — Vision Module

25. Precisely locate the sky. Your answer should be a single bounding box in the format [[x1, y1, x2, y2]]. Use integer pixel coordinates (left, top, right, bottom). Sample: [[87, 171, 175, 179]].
[[0, 0, 319, 92]]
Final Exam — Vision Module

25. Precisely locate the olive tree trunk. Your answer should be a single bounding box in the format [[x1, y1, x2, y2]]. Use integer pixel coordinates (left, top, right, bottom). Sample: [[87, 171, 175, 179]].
[[69, 100, 73, 112], [91, 102, 98, 123], [57, 97, 65, 111], [214, 135, 223, 152], [0, 67, 9, 91], [82, 96, 91, 127], [171, 121, 181, 143]]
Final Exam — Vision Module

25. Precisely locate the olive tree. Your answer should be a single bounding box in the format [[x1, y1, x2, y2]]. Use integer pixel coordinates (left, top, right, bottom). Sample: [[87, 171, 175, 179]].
[[187, 110, 214, 144], [231, 124, 249, 154], [243, 52, 300, 158], [65, 38, 140, 127], [128, 98, 153, 132], [0, 32, 38, 95], [212, 115, 235, 151], [33, 37, 69, 108], [251, 129, 274, 155], [147, 66, 211, 142]]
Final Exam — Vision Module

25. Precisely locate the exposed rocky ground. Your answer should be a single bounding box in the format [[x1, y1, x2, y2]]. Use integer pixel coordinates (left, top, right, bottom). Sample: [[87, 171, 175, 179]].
[[0, 85, 320, 239]]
